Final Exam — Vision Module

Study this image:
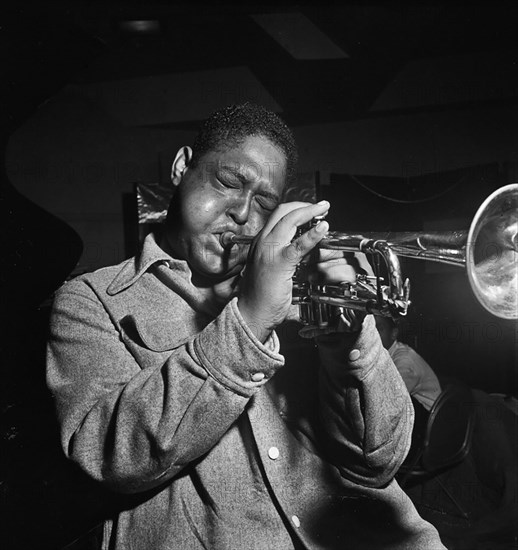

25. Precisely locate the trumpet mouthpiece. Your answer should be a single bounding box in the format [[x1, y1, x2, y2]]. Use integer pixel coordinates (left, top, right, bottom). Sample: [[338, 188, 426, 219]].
[[220, 232, 255, 248], [220, 232, 236, 248]]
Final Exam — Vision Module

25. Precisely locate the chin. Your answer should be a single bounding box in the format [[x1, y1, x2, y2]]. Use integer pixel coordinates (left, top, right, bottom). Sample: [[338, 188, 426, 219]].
[[190, 243, 246, 281], [191, 258, 243, 281]]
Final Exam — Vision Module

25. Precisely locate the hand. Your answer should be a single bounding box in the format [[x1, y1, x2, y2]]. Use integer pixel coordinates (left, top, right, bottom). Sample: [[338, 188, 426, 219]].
[[303, 248, 373, 285], [298, 249, 374, 339], [237, 200, 330, 342]]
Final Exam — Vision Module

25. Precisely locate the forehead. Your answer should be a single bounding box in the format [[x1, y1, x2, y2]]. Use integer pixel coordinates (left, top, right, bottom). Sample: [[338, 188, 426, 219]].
[[203, 135, 288, 194]]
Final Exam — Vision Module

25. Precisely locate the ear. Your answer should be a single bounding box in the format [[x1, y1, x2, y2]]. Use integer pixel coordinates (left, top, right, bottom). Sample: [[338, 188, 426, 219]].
[[171, 146, 193, 187]]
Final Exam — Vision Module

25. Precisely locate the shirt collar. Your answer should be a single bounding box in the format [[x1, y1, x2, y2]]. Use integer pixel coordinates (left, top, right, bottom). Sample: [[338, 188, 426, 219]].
[[107, 232, 191, 295]]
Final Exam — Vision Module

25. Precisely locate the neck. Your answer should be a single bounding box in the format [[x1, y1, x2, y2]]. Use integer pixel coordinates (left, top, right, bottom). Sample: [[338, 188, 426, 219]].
[[159, 231, 242, 313], [191, 272, 241, 314]]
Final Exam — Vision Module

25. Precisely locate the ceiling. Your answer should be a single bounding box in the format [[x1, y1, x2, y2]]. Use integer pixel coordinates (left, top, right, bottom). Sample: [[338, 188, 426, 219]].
[[2, 2, 518, 138]]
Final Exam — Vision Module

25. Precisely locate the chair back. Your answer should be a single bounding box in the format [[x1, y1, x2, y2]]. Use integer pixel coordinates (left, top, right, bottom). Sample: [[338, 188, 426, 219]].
[[421, 383, 475, 472]]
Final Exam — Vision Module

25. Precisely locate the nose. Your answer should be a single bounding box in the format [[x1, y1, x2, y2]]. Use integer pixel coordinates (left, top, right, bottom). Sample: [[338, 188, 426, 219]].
[[227, 192, 252, 225]]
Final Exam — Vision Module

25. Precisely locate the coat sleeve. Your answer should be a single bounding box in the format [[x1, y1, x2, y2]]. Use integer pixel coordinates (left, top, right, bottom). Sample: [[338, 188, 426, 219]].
[[46, 278, 284, 494], [316, 314, 414, 487]]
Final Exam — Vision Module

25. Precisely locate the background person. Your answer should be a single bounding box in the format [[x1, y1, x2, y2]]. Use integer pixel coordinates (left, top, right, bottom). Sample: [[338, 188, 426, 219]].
[[374, 314, 442, 412]]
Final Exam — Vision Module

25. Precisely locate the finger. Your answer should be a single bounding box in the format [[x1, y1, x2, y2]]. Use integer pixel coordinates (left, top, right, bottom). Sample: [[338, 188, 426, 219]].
[[307, 260, 358, 284], [356, 252, 375, 277], [260, 200, 313, 236], [283, 219, 329, 266], [304, 249, 345, 264], [312, 251, 372, 276], [266, 200, 329, 244]]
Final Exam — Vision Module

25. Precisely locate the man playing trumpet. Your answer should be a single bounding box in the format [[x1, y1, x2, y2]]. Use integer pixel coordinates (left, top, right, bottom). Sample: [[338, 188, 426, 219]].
[[47, 103, 444, 549]]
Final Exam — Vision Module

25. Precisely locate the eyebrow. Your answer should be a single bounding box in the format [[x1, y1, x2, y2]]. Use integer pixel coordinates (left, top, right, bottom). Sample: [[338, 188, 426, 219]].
[[217, 166, 282, 203]]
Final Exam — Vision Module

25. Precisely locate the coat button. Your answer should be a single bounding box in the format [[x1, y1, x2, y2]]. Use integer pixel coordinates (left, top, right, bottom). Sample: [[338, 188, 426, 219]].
[[291, 515, 301, 527], [251, 372, 265, 382], [268, 446, 280, 460], [349, 348, 361, 361]]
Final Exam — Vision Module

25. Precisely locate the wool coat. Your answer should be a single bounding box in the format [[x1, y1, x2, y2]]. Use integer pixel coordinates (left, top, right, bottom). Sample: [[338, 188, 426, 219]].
[[47, 234, 445, 549]]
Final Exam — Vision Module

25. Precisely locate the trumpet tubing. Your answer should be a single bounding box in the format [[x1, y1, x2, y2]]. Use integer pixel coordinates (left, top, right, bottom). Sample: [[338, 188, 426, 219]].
[[221, 184, 518, 325]]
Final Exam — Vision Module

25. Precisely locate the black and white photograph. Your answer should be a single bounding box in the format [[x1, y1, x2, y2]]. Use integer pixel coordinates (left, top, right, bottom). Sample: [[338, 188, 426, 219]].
[[2, 3, 517, 549]]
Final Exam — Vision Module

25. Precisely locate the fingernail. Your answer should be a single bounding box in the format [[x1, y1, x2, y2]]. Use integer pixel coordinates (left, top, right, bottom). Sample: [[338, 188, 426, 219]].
[[317, 200, 329, 206], [315, 220, 329, 233]]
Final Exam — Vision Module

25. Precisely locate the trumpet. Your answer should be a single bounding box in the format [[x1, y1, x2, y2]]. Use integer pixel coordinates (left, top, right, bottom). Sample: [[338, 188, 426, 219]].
[[221, 184, 518, 327]]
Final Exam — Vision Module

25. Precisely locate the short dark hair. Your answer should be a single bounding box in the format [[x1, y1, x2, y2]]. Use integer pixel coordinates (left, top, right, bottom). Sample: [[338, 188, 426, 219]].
[[190, 103, 298, 185]]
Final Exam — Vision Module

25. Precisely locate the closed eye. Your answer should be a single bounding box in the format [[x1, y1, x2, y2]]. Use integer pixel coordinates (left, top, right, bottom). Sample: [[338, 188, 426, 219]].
[[255, 194, 279, 211], [216, 176, 241, 190]]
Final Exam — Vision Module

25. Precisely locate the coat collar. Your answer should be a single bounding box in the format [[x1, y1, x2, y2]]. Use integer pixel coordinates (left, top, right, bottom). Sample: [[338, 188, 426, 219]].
[[107, 232, 191, 296]]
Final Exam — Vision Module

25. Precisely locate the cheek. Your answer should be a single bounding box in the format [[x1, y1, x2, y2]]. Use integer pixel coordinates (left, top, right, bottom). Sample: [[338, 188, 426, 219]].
[[247, 208, 272, 233], [182, 188, 225, 230]]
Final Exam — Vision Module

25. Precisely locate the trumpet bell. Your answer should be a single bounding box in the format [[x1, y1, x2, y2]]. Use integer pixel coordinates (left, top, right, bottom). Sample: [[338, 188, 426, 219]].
[[467, 184, 518, 320]]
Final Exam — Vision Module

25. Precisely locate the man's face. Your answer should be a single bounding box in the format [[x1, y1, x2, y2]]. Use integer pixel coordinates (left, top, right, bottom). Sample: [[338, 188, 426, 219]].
[[165, 135, 287, 281]]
